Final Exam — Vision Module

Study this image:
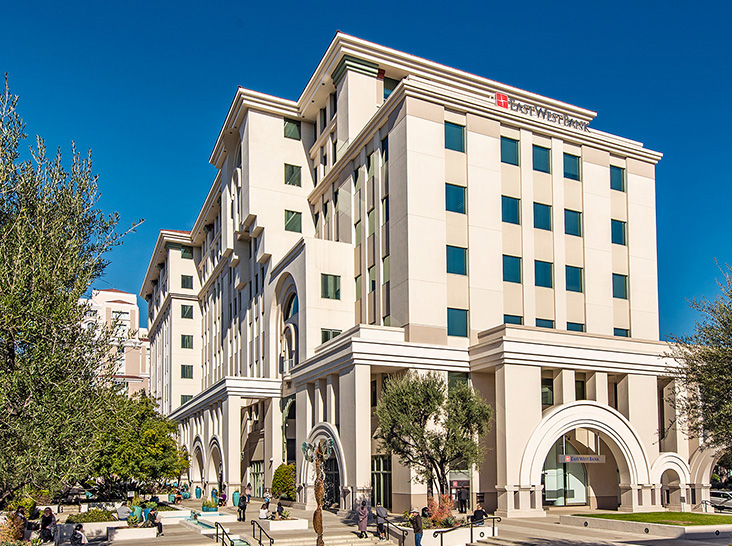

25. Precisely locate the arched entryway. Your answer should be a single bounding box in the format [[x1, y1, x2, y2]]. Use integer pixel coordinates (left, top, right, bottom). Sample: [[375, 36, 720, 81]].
[[208, 439, 224, 496], [299, 422, 348, 510]]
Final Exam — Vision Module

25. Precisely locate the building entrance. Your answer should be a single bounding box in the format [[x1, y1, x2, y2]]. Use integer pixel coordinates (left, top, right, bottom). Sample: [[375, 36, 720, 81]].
[[324, 457, 340, 509], [542, 437, 587, 506]]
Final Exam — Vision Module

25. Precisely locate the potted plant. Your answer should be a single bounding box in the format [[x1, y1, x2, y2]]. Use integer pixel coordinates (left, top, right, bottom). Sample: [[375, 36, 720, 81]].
[[232, 489, 241, 507], [201, 499, 218, 512]]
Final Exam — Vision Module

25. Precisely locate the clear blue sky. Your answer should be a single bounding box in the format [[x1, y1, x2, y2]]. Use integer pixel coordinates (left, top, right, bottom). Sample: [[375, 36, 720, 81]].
[[3, 0, 730, 338]]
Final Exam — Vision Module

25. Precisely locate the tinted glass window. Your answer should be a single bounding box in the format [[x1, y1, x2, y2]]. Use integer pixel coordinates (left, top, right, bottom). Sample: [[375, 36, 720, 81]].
[[446, 246, 467, 275], [503, 255, 522, 283], [536, 318, 555, 328], [564, 153, 580, 180], [611, 166, 625, 191], [504, 314, 523, 325], [613, 273, 628, 299], [502, 196, 520, 224], [446, 184, 466, 214], [533, 145, 550, 173], [445, 122, 465, 152], [501, 137, 519, 166], [567, 322, 585, 332], [566, 266, 583, 293], [565, 209, 582, 237], [534, 203, 552, 231], [535, 260, 553, 288], [447, 308, 469, 337], [612, 220, 627, 245]]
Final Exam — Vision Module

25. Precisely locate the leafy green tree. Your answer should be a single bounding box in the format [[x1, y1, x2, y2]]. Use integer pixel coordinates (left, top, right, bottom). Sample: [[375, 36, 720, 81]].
[[0, 77, 137, 505], [374, 371, 492, 499], [271, 463, 296, 500], [668, 265, 732, 449]]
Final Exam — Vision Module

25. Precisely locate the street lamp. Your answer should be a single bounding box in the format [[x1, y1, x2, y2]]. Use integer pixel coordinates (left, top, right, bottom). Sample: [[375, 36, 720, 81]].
[[302, 438, 334, 546]]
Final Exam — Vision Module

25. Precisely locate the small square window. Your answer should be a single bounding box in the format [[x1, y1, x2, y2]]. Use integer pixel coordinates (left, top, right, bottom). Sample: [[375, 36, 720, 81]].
[[181, 304, 194, 319], [501, 137, 519, 166], [565, 209, 582, 237], [181, 364, 194, 379], [504, 314, 523, 325], [284, 210, 302, 233], [447, 308, 469, 337], [284, 119, 301, 140], [612, 220, 627, 246], [181, 395, 193, 405], [384, 77, 399, 99], [611, 166, 626, 192], [613, 273, 628, 299], [321, 274, 341, 300], [614, 327, 630, 337], [533, 145, 550, 173], [446, 246, 467, 275], [321, 328, 342, 343], [566, 266, 583, 293], [534, 203, 552, 231], [567, 322, 585, 332], [535, 260, 553, 288], [181, 334, 193, 349], [536, 318, 555, 329], [181, 246, 194, 259], [284, 164, 301, 187], [446, 184, 466, 214], [368, 266, 376, 293], [503, 255, 522, 284], [502, 196, 520, 225], [564, 153, 581, 181], [181, 275, 193, 289], [445, 122, 465, 152]]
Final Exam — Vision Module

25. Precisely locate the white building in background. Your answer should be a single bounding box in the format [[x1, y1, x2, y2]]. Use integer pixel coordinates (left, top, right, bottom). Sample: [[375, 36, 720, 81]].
[[81, 288, 150, 396], [141, 33, 719, 517]]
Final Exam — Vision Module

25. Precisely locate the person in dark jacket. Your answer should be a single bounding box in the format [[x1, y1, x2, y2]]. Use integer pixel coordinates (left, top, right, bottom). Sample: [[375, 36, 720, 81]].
[[409, 508, 423, 546], [472, 503, 488, 525], [237, 492, 248, 521], [458, 487, 469, 513], [70, 524, 88, 546], [374, 501, 388, 541], [40, 508, 57, 543], [147, 507, 163, 537]]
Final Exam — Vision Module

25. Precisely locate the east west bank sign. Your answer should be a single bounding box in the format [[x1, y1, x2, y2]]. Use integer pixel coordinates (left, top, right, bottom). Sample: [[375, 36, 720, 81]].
[[496, 92, 590, 133]]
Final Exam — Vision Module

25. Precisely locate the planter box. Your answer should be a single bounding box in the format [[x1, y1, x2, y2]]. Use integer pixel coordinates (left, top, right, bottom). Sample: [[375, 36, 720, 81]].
[[57, 521, 126, 542], [258, 518, 309, 531], [158, 509, 192, 521], [389, 524, 496, 546], [201, 506, 219, 512], [199, 513, 238, 525], [108, 527, 158, 542], [560, 514, 732, 540]]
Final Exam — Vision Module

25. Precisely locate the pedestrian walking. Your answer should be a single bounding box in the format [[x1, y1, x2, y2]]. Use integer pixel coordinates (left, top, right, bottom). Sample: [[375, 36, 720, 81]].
[[375, 501, 388, 541], [409, 508, 423, 546], [245, 483, 252, 503], [237, 491, 248, 521], [458, 487, 468, 513], [357, 500, 368, 538]]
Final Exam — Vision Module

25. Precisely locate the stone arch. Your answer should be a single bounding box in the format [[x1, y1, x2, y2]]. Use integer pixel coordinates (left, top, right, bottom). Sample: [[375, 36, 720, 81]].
[[689, 446, 724, 484], [207, 436, 224, 492], [650, 452, 691, 486], [299, 422, 348, 507], [272, 273, 300, 373], [191, 436, 206, 485]]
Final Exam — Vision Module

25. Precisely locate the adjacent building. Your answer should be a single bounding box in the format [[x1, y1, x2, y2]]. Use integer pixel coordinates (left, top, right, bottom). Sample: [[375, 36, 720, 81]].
[[141, 33, 718, 517]]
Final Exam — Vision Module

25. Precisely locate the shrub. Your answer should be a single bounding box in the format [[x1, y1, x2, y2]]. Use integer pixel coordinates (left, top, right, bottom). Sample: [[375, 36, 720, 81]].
[[65, 510, 116, 524], [426, 495, 456, 528], [7, 496, 36, 520], [202, 499, 218, 509], [271, 463, 296, 501], [0, 514, 25, 542], [145, 501, 157, 510]]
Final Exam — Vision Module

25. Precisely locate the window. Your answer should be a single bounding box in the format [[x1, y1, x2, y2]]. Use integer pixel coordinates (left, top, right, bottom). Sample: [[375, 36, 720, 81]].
[[368, 209, 375, 236], [321, 274, 341, 300], [381, 136, 389, 163], [284, 210, 302, 233], [501, 137, 519, 166], [612, 219, 627, 245], [181, 275, 193, 289], [284, 164, 301, 186], [533, 145, 550, 173], [541, 378, 554, 406], [285, 294, 298, 318], [371, 380, 378, 407], [613, 273, 628, 299], [503, 255, 522, 283], [502, 196, 520, 225], [181, 304, 194, 319], [564, 153, 581, 180], [504, 314, 523, 325], [321, 329, 342, 343], [534, 203, 552, 231], [444, 122, 465, 152], [614, 328, 630, 337], [446, 246, 467, 275], [355, 276, 362, 300], [611, 166, 626, 192], [575, 380, 586, 400], [181, 364, 194, 379], [384, 77, 399, 99], [181, 246, 194, 259], [250, 461, 265, 498], [382, 255, 390, 284], [368, 266, 376, 293], [181, 334, 193, 349], [567, 322, 585, 332], [447, 308, 469, 337], [535, 260, 553, 288], [536, 318, 555, 329], [181, 395, 193, 405], [381, 197, 389, 224], [566, 266, 583, 293], [445, 184, 466, 214], [319, 108, 326, 131], [564, 209, 582, 237], [284, 119, 301, 140], [354, 221, 361, 246]]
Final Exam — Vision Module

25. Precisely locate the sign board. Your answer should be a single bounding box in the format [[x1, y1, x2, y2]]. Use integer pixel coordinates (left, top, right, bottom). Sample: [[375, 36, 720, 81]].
[[496, 92, 590, 133], [558, 454, 606, 464]]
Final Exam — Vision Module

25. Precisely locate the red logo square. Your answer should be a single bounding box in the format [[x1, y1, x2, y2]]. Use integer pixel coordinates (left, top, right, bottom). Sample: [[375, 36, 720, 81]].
[[496, 93, 508, 108], [564, 455, 571, 463]]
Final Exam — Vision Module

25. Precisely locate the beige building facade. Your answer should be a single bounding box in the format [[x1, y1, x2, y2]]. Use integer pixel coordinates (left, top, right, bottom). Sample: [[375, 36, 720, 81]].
[[141, 33, 719, 517]]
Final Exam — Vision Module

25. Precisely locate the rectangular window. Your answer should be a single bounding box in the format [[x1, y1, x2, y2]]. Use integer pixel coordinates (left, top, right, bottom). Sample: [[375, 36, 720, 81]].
[[535, 260, 553, 288], [384, 77, 399, 99], [181, 246, 194, 259], [181, 275, 193, 289], [354, 221, 362, 246], [503, 255, 522, 284], [566, 266, 584, 293], [613, 273, 628, 299], [321, 274, 341, 300], [368, 209, 375, 236], [447, 308, 469, 337], [534, 202, 552, 231], [368, 266, 376, 293], [283, 119, 301, 140], [284, 210, 302, 233], [541, 378, 554, 406], [181, 334, 193, 349], [567, 322, 585, 332], [564, 209, 582, 237], [381, 197, 389, 224], [564, 153, 581, 181], [502, 196, 520, 225], [612, 219, 627, 245], [536, 318, 555, 329], [382, 255, 390, 284], [446, 245, 467, 275], [501, 136, 519, 166], [181, 395, 193, 405], [284, 164, 301, 186], [614, 327, 630, 337], [355, 275, 362, 300], [371, 380, 378, 407], [575, 380, 586, 400], [181, 364, 194, 379], [181, 304, 194, 319], [611, 166, 626, 192], [381, 136, 389, 162], [532, 145, 550, 173], [444, 122, 465, 152], [504, 314, 523, 325], [445, 184, 466, 214], [321, 328, 342, 343]]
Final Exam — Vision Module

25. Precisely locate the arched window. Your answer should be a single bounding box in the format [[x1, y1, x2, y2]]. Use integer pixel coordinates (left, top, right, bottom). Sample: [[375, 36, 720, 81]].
[[285, 294, 298, 319]]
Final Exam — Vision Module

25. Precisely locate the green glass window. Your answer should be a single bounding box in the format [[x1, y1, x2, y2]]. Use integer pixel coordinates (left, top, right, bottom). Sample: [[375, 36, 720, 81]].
[[575, 380, 586, 400], [368, 209, 376, 236], [446, 245, 467, 275], [181, 364, 193, 379], [181, 304, 193, 319], [181, 246, 194, 259], [541, 378, 554, 405], [535, 260, 553, 288], [504, 314, 523, 325], [382, 255, 390, 284], [368, 266, 376, 293], [381, 197, 389, 224], [445, 184, 466, 214], [284, 164, 301, 186], [613, 273, 628, 299], [444, 122, 465, 152], [181, 395, 193, 405], [447, 308, 469, 337], [284, 210, 302, 233], [567, 322, 585, 332], [533, 145, 550, 173], [534, 203, 552, 231], [614, 328, 630, 337], [321, 274, 341, 300], [611, 166, 625, 192], [503, 255, 522, 283], [612, 219, 627, 245], [181, 334, 193, 349], [354, 221, 362, 246], [181, 275, 193, 289], [536, 318, 555, 329], [355, 275, 362, 300], [502, 196, 520, 225], [566, 266, 583, 293], [564, 153, 581, 180], [564, 209, 582, 237], [384, 77, 399, 99], [283, 119, 301, 140], [321, 329, 342, 343], [501, 136, 519, 166]]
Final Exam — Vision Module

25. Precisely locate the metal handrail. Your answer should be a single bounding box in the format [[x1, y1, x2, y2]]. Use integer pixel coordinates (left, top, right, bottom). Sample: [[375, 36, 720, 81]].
[[383, 516, 409, 546], [251, 519, 275, 546], [431, 517, 502, 546], [215, 521, 235, 546]]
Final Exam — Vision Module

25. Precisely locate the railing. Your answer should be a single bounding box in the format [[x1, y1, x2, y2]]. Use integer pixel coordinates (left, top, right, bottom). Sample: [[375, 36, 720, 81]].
[[251, 519, 275, 546], [431, 517, 502, 546], [383, 516, 408, 546], [215, 521, 236, 546]]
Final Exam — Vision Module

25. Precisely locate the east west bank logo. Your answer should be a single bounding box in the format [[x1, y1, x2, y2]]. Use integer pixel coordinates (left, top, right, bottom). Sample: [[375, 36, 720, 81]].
[[495, 92, 589, 133]]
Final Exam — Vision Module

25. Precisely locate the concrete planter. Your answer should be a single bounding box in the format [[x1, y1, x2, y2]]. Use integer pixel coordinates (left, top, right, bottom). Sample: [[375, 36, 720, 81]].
[[108, 527, 158, 542], [201, 505, 218, 512], [560, 514, 732, 540], [157, 509, 192, 521], [389, 524, 496, 546], [57, 521, 126, 542], [258, 518, 309, 531]]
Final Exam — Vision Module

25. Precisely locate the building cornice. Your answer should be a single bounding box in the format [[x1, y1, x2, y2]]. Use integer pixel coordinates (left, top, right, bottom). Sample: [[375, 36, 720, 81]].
[[140, 230, 192, 300]]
